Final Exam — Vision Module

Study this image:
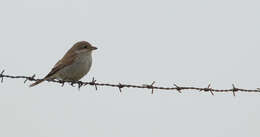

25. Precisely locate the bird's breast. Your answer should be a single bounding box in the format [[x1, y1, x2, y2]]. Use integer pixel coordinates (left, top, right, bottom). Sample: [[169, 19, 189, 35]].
[[57, 54, 92, 81]]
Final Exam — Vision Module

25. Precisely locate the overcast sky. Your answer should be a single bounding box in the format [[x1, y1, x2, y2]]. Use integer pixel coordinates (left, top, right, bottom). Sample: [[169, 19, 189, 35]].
[[0, 0, 260, 137]]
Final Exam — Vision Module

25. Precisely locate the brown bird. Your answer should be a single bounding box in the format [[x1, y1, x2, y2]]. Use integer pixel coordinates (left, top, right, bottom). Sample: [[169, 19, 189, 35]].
[[30, 41, 97, 87]]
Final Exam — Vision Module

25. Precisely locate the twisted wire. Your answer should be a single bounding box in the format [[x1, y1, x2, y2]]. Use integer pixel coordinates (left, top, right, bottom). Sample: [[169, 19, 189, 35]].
[[1, 70, 260, 96]]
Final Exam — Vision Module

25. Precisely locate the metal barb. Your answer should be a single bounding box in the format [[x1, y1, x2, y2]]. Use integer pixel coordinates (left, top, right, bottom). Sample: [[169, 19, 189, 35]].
[[143, 81, 155, 94], [150, 81, 155, 94], [207, 83, 214, 96], [91, 77, 98, 90], [0, 70, 5, 83], [232, 84, 237, 96], [0, 70, 5, 75], [24, 79, 28, 83], [60, 80, 65, 87], [30, 74, 36, 80], [118, 83, 124, 93], [174, 84, 182, 93], [24, 74, 36, 83], [77, 81, 83, 90]]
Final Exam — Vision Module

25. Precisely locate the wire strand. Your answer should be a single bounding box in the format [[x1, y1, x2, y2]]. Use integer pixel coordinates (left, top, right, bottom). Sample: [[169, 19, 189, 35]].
[[1, 70, 259, 96]]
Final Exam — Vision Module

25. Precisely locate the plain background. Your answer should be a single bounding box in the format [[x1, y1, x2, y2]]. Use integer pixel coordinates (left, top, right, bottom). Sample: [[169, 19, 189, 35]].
[[0, 0, 260, 137]]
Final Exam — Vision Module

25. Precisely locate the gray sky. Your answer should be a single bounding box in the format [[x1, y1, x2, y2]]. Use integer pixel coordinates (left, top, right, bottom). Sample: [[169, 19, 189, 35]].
[[0, 0, 260, 137]]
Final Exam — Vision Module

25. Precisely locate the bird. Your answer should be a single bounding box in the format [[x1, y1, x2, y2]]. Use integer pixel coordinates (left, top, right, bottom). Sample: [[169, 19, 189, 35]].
[[30, 41, 97, 87]]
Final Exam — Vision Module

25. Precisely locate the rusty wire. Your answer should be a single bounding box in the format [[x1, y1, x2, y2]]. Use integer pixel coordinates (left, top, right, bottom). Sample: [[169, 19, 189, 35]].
[[0, 70, 260, 96]]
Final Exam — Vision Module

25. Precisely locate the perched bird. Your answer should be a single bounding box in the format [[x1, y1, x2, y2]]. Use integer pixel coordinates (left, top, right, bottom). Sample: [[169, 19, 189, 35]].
[[30, 41, 97, 87]]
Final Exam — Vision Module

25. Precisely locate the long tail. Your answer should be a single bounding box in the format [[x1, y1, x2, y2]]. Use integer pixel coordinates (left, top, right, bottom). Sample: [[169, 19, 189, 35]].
[[29, 79, 46, 87]]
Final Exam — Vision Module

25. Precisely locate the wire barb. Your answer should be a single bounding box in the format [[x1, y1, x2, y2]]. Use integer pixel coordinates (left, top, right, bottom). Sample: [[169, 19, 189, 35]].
[[143, 81, 155, 94], [77, 81, 83, 90], [232, 84, 238, 96], [24, 74, 36, 83], [173, 84, 182, 93], [206, 83, 214, 96], [118, 83, 124, 93], [59, 80, 65, 87], [90, 77, 98, 91], [0, 70, 5, 83]]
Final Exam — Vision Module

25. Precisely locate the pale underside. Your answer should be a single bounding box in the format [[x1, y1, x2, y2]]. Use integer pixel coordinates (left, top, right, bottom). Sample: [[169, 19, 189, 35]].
[[49, 52, 92, 81]]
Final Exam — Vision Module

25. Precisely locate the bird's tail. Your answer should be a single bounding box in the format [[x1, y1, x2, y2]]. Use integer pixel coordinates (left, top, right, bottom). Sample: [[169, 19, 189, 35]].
[[29, 79, 45, 87]]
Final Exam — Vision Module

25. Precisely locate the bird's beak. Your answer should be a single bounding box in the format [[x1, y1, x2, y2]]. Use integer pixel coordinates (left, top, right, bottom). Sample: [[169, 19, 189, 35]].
[[91, 46, 97, 50]]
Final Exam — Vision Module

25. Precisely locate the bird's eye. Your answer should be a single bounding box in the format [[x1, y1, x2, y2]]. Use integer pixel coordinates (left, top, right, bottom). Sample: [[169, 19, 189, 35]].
[[83, 45, 88, 48]]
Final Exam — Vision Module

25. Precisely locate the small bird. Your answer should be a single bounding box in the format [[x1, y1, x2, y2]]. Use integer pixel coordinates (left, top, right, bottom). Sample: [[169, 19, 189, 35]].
[[30, 41, 97, 87]]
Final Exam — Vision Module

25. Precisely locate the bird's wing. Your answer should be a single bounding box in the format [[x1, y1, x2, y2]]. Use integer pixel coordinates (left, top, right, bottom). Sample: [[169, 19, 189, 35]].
[[29, 51, 76, 87], [44, 52, 76, 79]]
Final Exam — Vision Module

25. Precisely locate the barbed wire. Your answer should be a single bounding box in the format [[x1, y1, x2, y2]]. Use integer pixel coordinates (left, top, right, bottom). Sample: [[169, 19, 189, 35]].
[[1, 69, 260, 96]]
